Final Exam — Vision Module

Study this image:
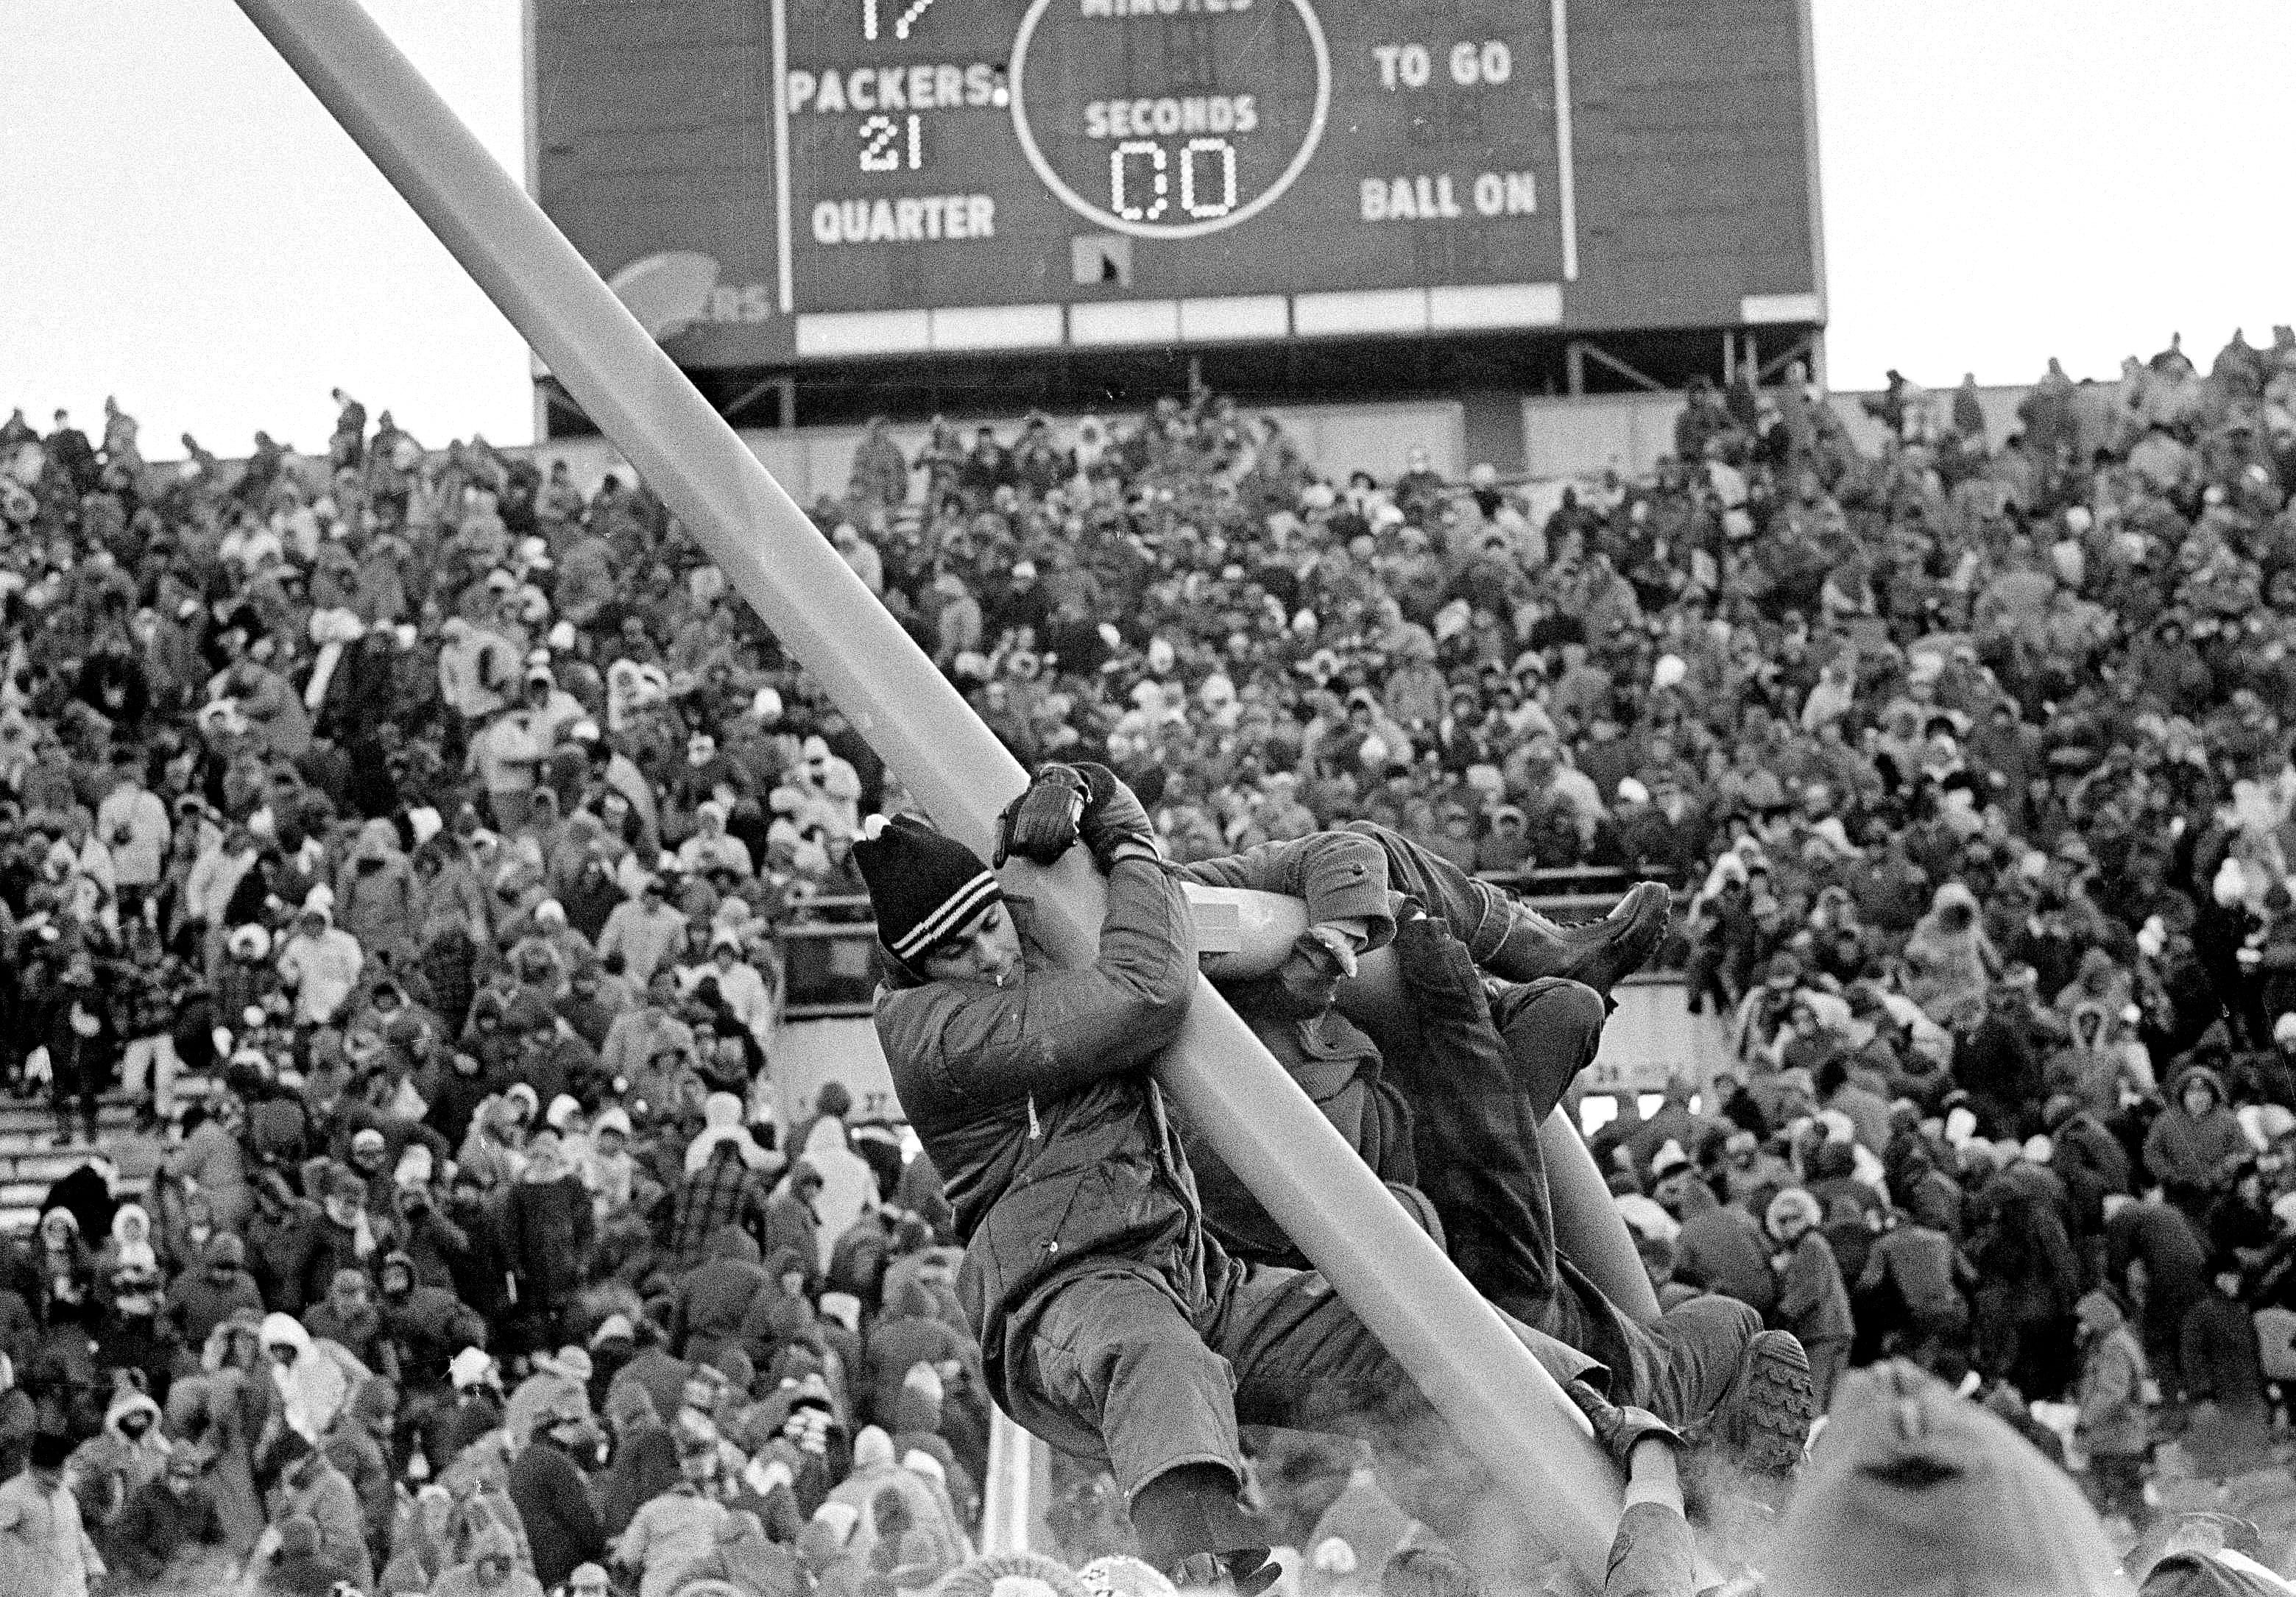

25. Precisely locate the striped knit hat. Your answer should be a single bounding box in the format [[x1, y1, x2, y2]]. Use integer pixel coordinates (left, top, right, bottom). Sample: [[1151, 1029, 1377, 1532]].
[[852, 814, 1001, 971]]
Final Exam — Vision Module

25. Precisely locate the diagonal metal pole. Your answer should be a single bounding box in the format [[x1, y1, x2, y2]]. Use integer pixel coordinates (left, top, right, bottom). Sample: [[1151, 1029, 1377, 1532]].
[[226, 0, 1621, 1576]]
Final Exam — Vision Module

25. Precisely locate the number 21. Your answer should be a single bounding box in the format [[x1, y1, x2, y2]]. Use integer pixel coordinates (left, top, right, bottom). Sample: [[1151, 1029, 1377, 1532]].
[[860, 113, 925, 171]]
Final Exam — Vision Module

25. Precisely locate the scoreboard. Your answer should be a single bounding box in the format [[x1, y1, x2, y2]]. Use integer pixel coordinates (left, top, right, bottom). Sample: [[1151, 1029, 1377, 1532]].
[[532, 0, 1820, 367]]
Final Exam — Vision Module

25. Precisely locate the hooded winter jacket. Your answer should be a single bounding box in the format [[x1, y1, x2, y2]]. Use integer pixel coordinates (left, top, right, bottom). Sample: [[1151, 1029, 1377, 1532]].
[[338, 820, 418, 961], [323, 1376, 398, 1556], [244, 1187, 325, 1317], [261, 1313, 366, 1442], [2145, 1066, 2247, 1208], [872, 856, 1200, 1432], [269, 1448, 373, 1593], [823, 1426, 964, 1572], [70, 1384, 172, 1523], [111, 1470, 225, 1580], [160, 1119, 252, 1234], [166, 1244, 266, 1352], [671, 1225, 768, 1367], [278, 910, 364, 1026], [1901, 881, 1999, 1027], [862, 1278, 975, 1430], [613, 1483, 732, 1597], [426, 1518, 546, 1597], [2074, 1290, 2152, 1458]]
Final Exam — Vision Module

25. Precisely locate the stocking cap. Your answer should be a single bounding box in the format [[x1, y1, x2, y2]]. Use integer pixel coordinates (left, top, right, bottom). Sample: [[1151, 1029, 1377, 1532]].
[[852, 814, 1001, 969]]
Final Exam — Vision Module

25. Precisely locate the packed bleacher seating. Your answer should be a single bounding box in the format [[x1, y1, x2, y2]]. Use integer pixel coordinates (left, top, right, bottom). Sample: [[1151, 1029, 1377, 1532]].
[[1, 322, 2295, 1593]]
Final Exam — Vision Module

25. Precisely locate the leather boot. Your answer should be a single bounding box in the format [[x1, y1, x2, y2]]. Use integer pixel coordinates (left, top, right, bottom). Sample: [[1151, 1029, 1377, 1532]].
[[1131, 1463, 1275, 1593], [1480, 879, 1673, 996]]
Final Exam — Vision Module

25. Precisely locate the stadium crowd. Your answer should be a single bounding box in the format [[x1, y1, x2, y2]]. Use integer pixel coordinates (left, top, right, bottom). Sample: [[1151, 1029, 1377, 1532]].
[[0, 320, 2292, 1595]]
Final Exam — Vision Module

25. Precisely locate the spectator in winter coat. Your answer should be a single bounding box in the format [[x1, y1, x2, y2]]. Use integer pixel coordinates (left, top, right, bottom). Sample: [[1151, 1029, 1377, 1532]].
[[110, 1444, 226, 1583], [425, 1351, 508, 1476], [278, 896, 364, 1027], [68, 1381, 172, 1534], [263, 1429, 372, 1594], [671, 1141, 772, 1265], [2105, 1193, 2211, 1395], [1767, 1188, 1855, 1406], [93, 752, 170, 910], [262, 1312, 361, 1445], [40, 954, 114, 1149], [763, 1164, 824, 1288], [379, 1250, 489, 1397], [442, 1173, 517, 1327], [2179, 1264, 2273, 1479], [2144, 1066, 2247, 1219], [2073, 1289, 2152, 1526], [255, 1511, 358, 1597], [507, 1402, 609, 1590], [2043, 1095, 2132, 1236], [597, 1385, 681, 1539], [669, 1226, 769, 1370], [241, 1172, 325, 1318], [847, 419, 911, 507], [0, 1431, 104, 1597], [862, 1279, 975, 1431], [798, 1117, 875, 1276], [303, 1267, 395, 1377], [736, 1249, 821, 1359], [613, 1445, 735, 1597], [1857, 1208, 1975, 1355], [824, 1425, 967, 1573], [600, 969, 697, 1087], [166, 1233, 266, 1358], [428, 1516, 547, 1597], [596, 877, 687, 987], [339, 818, 418, 964], [323, 1375, 398, 1560], [505, 1133, 594, 1348], [303, 1165, 383, 1312], [160, 1105, 252, 1233], [1660, 1167, 1780, 1317], [1902, 882, 1999, 1030]]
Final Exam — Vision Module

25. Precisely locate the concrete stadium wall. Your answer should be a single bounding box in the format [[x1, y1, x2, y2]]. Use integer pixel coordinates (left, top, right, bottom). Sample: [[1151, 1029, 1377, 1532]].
[[1519, 392, 1686, 480]]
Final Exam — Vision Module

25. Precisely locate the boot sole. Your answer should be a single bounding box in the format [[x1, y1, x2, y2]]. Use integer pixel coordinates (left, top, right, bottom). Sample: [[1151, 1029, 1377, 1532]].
[[1718, 1330, 1818, 1478]]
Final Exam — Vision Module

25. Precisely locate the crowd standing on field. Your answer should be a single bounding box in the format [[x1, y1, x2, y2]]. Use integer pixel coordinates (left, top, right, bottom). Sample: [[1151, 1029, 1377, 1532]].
[[0, 321, 2293, 1593]]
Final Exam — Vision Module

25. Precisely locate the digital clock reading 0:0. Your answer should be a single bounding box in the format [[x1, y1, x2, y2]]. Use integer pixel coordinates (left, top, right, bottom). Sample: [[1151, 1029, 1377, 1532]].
[[1009, 0, 1332, 241]]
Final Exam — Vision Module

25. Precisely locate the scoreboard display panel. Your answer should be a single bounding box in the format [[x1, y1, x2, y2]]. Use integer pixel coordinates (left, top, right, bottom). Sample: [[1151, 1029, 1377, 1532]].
[[534, 0, 1820, 367]]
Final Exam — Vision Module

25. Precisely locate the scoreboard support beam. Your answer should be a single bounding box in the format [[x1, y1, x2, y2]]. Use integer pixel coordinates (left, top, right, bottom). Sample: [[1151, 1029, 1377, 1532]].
[[228, 0, 1624, 1581]]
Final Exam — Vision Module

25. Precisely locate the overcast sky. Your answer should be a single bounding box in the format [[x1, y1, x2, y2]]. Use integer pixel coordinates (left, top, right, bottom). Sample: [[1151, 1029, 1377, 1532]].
[[6, 1, 2292, 453]]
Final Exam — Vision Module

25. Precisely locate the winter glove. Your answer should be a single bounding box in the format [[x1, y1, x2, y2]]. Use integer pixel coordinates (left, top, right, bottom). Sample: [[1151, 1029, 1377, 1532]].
[[1565, 1378, 1684, 1474], [1170, 1549, 1279, 1597], [1068, 762, 1159, 868], [995, 765, 1089, 868]]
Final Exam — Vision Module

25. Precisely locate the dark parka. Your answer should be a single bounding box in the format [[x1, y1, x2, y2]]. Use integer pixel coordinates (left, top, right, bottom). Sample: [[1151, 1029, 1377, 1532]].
[[670, 1226, 769, 1367], [504, 1165, 594, 1311], [164, 1242, 266, 1353], [506, 1430, 607, 1590], [872, 854, 1201, 1431]]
